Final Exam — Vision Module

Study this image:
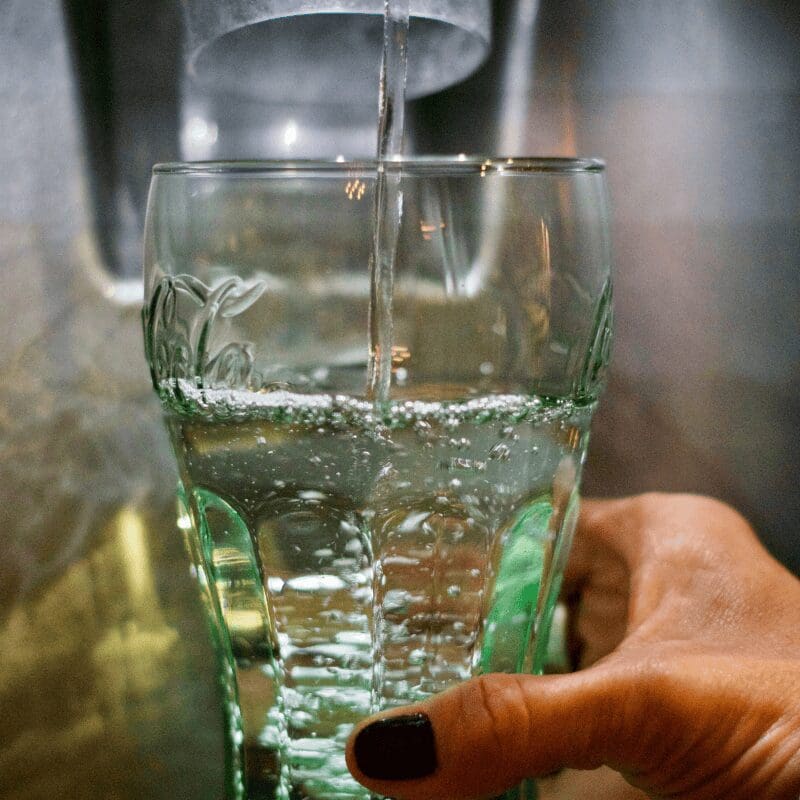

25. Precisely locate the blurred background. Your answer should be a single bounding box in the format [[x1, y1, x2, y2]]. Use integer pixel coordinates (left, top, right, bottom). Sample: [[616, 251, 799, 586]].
[[1, 1, 798, 797]]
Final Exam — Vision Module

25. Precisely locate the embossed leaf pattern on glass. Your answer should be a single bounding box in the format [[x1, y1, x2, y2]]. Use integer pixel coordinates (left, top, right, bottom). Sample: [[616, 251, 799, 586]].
[[143, 275, 266, 392], [204, 343, 256, 390]]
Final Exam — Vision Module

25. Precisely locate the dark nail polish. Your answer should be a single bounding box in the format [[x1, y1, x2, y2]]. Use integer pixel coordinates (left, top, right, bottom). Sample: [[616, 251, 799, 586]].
[[353, 712, 438, 780]]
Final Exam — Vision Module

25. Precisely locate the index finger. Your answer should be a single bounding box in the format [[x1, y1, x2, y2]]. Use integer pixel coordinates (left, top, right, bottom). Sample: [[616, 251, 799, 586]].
[[561, 495, 643, 599]]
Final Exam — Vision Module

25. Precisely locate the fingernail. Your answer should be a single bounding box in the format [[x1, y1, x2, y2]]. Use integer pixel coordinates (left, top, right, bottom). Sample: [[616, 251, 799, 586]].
[[353, 712, 438, 780]]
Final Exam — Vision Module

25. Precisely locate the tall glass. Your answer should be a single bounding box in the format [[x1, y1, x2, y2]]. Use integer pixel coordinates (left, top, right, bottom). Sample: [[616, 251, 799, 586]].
[[142, 158, 612, 800]]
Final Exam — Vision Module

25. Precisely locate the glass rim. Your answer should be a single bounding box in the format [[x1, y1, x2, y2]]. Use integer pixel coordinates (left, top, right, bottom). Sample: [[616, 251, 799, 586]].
[[152, 156, 605, 176]]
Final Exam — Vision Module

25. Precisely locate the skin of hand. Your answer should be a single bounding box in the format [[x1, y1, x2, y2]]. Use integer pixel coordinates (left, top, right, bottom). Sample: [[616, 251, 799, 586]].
[[345, 493, 800, 800]]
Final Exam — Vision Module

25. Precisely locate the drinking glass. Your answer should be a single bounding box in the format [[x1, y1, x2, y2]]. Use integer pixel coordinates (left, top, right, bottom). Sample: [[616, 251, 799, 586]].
[[142, 157, 612, 800]]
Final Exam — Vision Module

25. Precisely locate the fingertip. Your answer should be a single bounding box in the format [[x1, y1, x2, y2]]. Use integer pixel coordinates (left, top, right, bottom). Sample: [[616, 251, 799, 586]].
[[346, 670, 630, 800], [350, 711, 437, 780]]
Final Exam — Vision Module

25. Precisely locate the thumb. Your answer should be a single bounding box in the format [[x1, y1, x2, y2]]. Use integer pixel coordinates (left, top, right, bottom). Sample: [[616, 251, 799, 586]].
[[346, 666, 639, 800]]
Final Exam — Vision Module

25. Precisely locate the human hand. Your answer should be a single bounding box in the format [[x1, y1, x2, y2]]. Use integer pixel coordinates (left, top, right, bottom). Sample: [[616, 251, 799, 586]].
[[346, 493, 800, 799]]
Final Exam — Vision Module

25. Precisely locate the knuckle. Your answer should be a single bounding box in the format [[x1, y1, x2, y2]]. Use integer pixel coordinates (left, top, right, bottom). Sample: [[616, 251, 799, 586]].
[[471, 674, 531, 755], [634, 492, 757, 552], [637, 492, 745, 525]]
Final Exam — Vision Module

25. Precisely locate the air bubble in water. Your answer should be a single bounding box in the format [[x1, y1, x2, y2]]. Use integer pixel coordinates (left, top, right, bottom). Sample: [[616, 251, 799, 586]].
[[340, 519, 360, 536], [299, 489, 327, 501], [286, 574, 348, 593], [378, 462, 398, 480], [345, 539, 363, 558], [383, 589, 411, 613], [489, 443, 511, 461], [396, 510, 432, 533]]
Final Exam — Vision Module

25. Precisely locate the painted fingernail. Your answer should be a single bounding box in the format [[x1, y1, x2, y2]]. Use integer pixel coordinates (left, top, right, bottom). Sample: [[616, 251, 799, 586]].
[[353, 712, 438, 780]]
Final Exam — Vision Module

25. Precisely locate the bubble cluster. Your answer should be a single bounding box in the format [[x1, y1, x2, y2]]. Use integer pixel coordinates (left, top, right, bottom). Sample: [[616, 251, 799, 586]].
[[163, 380, 595, 431]]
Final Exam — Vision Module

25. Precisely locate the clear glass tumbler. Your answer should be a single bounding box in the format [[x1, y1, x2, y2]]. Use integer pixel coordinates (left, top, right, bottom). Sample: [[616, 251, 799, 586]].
[[142, 158, 612, 800]]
